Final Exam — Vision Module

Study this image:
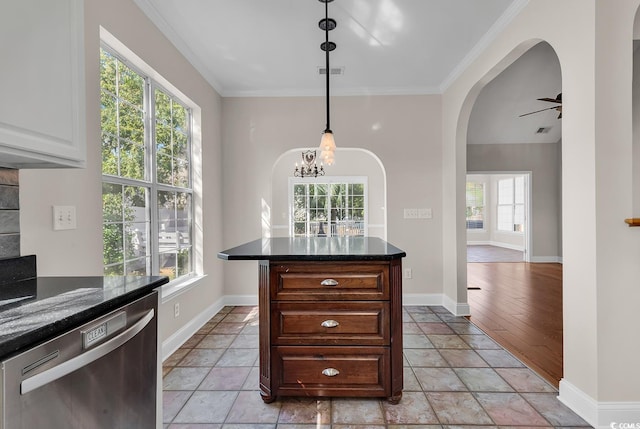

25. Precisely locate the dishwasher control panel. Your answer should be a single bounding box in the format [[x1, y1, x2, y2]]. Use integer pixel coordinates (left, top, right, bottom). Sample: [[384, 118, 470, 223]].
[[81, 311, 126, 349]]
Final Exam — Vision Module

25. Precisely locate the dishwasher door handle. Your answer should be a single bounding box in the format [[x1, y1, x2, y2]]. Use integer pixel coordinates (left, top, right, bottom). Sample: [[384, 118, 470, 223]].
[[21, 308, 155, 395]]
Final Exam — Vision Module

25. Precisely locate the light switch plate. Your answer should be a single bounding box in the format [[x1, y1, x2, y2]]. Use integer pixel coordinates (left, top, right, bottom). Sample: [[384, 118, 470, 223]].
[[418, 208, 432, 219], [404, 208, 418, 219], [53, 205, 77, 230]]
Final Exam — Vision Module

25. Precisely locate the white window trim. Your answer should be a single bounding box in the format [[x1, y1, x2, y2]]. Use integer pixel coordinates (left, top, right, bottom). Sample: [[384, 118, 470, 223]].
[[288, 176, 369, 237], [100, 27, 203, 286]]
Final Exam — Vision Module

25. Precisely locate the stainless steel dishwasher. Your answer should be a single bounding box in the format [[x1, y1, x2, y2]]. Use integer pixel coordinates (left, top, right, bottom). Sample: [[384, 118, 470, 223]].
[[0, 291, 158, 429]]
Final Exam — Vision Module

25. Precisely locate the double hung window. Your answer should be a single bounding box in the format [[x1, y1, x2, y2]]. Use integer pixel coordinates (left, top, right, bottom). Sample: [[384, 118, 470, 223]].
[[497, 176, 525, 233], [466, 182, 485, 230], [100, 46, 193, 280]]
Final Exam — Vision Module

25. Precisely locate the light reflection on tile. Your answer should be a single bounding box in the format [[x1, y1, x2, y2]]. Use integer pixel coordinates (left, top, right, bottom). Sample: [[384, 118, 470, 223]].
[[332, 399, 385, 425], [277, 398, 331, 424]]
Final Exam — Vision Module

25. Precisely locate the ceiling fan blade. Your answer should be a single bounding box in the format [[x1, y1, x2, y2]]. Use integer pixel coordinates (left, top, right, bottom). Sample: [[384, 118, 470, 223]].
[[537, 97, 562, 104], [518, 106, 558, 117]]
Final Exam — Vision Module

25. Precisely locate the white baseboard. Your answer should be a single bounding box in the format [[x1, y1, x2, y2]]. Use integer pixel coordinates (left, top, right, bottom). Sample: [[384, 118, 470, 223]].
[[467, 241, 524, 252], [598, 402, 640, 428], [559, 379, 598, 426], [402, 293, 471, 316], [559, 379, 640, 428], [530, 256, 563, 263], [161, 296, 225, 361], [223, 294, 258, 306], [402, 293, 443, 306]]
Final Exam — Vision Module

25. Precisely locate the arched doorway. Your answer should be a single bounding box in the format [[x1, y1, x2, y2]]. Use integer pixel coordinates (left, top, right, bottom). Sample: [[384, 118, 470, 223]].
[[270, 147, 388, 240], [459, 41, 564, 387]]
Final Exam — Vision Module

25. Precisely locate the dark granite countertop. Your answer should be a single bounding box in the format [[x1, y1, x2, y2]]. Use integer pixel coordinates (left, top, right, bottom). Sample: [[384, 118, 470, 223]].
[[218, 236, 406, 261], [0, 275, 168, 360]]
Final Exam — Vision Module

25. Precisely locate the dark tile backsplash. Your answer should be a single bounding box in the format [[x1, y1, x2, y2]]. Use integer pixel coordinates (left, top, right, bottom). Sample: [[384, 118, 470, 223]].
[[0, 169, 18, 186], [0, 255, 35, 286], [0, 168, 19, 258]]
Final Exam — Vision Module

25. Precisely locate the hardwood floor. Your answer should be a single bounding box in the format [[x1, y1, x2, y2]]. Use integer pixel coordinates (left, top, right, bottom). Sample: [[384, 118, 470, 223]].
[[466, 262, 563, 388]]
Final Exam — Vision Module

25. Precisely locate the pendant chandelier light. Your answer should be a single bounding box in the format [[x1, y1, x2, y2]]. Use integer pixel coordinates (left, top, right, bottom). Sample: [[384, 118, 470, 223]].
[[318, 0, 336, 166]]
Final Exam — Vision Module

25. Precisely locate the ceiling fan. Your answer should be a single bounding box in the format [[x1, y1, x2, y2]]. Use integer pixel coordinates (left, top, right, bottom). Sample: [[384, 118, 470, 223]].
[[519, 93, 562, 119]]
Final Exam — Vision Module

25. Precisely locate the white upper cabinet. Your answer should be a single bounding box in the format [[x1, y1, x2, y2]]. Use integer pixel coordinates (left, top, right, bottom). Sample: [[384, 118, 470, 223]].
[[0, 0, 85, 168]]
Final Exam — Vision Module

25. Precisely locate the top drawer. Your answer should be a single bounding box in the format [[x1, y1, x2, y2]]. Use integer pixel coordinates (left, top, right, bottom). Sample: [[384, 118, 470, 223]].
[[271, 262, 389, 301]]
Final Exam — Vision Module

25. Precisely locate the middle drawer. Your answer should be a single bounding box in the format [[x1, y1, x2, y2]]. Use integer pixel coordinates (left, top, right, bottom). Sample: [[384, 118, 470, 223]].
[[272, 301, 389, 346]]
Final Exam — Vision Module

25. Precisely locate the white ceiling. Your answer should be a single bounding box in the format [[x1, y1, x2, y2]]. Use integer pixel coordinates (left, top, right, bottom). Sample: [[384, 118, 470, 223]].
[[134, 0, 561, 143], [135, 0, 526, 96]]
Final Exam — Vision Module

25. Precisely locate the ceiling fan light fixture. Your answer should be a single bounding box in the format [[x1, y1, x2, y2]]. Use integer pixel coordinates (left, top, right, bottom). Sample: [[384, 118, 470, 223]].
[[519, 92, 563, 120]]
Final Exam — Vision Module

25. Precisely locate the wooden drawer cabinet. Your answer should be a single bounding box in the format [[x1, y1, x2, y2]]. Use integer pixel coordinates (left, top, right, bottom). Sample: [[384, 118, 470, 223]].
[[272, 301, 389, 345], [271, 263, 388, 300], [259, 259, 403, 403], [273, 346, 389, 397]]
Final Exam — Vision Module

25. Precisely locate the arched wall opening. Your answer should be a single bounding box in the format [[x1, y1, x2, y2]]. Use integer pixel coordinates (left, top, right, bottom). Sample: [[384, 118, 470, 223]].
[[466, 41, 563, 263], [442, 3, 640, 424], [452, 38, 549, 307], [462, 40, 563, 386], [270, 147, 388, 239]]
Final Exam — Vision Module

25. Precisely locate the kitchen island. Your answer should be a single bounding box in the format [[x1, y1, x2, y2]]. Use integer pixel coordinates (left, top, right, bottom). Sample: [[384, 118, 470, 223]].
[[218, 236, 406, 403]]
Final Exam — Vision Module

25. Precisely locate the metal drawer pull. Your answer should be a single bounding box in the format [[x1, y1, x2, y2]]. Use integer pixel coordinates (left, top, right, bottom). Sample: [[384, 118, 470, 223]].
[[322, 368, 340, 377], [320, 279, 339, 286], [321, 319, 339, 328]]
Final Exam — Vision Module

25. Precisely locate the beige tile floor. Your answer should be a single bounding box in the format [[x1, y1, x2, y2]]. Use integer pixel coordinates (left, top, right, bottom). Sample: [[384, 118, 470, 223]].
[[162, 305, 592, 428]]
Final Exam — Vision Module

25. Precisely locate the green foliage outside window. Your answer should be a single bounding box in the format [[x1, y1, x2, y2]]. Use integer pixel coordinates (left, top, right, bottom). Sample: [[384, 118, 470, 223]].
[[292, 181, 366, 237], [100, 47, 193, 280]]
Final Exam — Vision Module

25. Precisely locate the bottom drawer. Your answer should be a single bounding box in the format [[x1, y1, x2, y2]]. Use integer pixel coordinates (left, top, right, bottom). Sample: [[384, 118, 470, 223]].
[[273, 346, 390, 397]]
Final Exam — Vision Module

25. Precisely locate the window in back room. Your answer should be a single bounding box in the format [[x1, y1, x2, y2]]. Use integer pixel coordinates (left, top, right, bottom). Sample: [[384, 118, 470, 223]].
[[497, 176, 525, 233], [466, 181, 485, 230]]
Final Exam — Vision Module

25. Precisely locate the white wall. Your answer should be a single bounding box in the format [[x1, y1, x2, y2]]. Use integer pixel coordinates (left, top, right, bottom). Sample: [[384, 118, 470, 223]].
[[18, 0, 225, 349], [442, 0, 640, 425], [221, 95, 443, 302]]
